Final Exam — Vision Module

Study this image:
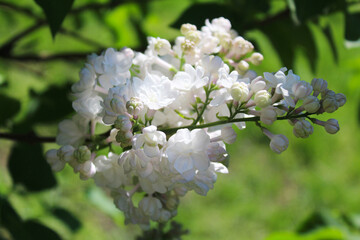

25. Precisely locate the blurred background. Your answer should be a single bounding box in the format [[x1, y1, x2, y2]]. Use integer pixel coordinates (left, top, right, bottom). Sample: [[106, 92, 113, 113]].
[[1, 0, 360, 239]]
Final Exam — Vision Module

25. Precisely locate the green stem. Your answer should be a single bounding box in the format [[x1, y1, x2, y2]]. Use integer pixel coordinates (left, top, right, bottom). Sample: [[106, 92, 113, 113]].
[[160, 112, 313, 134], [192, 86, 212, 125]]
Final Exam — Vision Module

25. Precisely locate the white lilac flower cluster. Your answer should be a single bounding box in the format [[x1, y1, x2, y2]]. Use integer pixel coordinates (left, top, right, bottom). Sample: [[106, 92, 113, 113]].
[[46, 17, 346, 228]]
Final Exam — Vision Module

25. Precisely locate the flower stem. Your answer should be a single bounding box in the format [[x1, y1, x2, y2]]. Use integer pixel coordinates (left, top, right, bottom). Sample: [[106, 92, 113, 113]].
[[161, 112, 313, 134]]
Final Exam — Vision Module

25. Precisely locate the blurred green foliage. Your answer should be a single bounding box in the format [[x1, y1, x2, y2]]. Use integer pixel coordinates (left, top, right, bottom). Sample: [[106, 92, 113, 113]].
[[1, 0, 360, 239]]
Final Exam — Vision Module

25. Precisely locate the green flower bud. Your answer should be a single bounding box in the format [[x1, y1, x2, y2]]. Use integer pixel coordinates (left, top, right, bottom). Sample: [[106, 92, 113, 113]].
[[74, 145, 91, 163]]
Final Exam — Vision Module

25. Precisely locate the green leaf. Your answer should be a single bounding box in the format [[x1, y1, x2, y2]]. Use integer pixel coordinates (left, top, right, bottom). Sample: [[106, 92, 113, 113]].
[[0, 196, 28, 240], [0, 94, 20, 127], [345, 12, 360, 43], [256, 15, 317, 70], [34, 0, 75, 38], [23, 220, 62, 240], [171, 1, 270, 35], [8, 143, 57, 192], [287, 0, 346, 25], [52, 207, 81, 232]]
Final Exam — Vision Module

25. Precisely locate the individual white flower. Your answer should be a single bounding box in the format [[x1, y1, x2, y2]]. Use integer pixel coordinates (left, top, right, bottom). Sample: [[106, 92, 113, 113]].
[[264, 69, 300, 107], [200, 55, 224, 78], [74, 159, 96, 180], [71, 64, 96, 98], [147, 37, 172, 56], [269, 134, 289, 154], [250, 76, 267, 93], [139, 196, 162, 221], [292, 81, 313, 100], [56, 114, 89, 147], [181, 23, 197, 35], [230, 81, 249, 102], [254, 90, 271, 108], [202, 17, 232, 48], [221, 126, 237, 144], [210, 66, 249, 106], [237, 60, 249, 72], [293, 119, 313, 138], [72, 94, 103, 120], [207, 142, 228, 162], [133, 73, 177, 110], [46, 149, 65, 172], [165, 129, 211, 181], [324, 119, 340, 134], [260, 106, 277, 125], [133, 125, 166, 158], [97, 48, 134, 90], [172, 64, 209, 91], [94, 153, 130, 188], [186, 162, 228, 196], [248, 52, 263, 65], [119, 149, 150, 175], [126, 97, 144, 116], [102, 83, 133, 125], [227, 36, 254, 59]]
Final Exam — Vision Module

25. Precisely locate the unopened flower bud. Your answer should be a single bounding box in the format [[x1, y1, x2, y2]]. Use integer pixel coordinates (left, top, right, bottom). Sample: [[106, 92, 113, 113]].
[[311, 78, 328, 93], [260, 107, 277, 125], [181, 39, 195, 53], [116, 131, 133, 146], [321, 89, 336, 99], [159, 210, 171, 222], [74, 145, 91, 163], [186, 30, 201, 44], [110, 98, 125, 114], [292, 81, 313, 100], [230, 82, 249, 102], [207, 142, 228, 162], [174, 186, 188, 197], [269, 134, 289, 154], [250, 76, 267, 93], [165, 196, 179, 211], [302, 95, 320, 113], [293, 120, 313, 138], [324, 119, 339, 134], [153, 38, 171, 56], [126, 97, 143, 116], [114, 115, 132, 131], [254, 90, 272, 108], [249, 52, 263, 65], [335, 93, 346, 107], [46, 149, 65, 172], [221, 126, 237, 144], [238, 60, 249, 72], [139, 196, 162, 219], [57, 145, 75, 162], [75, 160, 96, 180], [322, 95, 339, 113], [181, 23, 197, 35]]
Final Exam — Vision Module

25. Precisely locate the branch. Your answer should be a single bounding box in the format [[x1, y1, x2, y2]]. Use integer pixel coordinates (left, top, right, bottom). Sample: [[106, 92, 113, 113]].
[[160, 112, 314, 134], [0, 132, 56, 143], [0, 20, 46, 56], [0, 1, 41, 20]]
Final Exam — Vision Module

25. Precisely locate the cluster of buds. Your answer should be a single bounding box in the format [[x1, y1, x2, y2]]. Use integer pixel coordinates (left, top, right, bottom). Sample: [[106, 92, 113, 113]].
[[45, 17, 346, 228]]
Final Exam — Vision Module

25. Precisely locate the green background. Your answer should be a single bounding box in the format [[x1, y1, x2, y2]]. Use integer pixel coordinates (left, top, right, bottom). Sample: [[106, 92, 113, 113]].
[[1, 0, 360, 239]]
